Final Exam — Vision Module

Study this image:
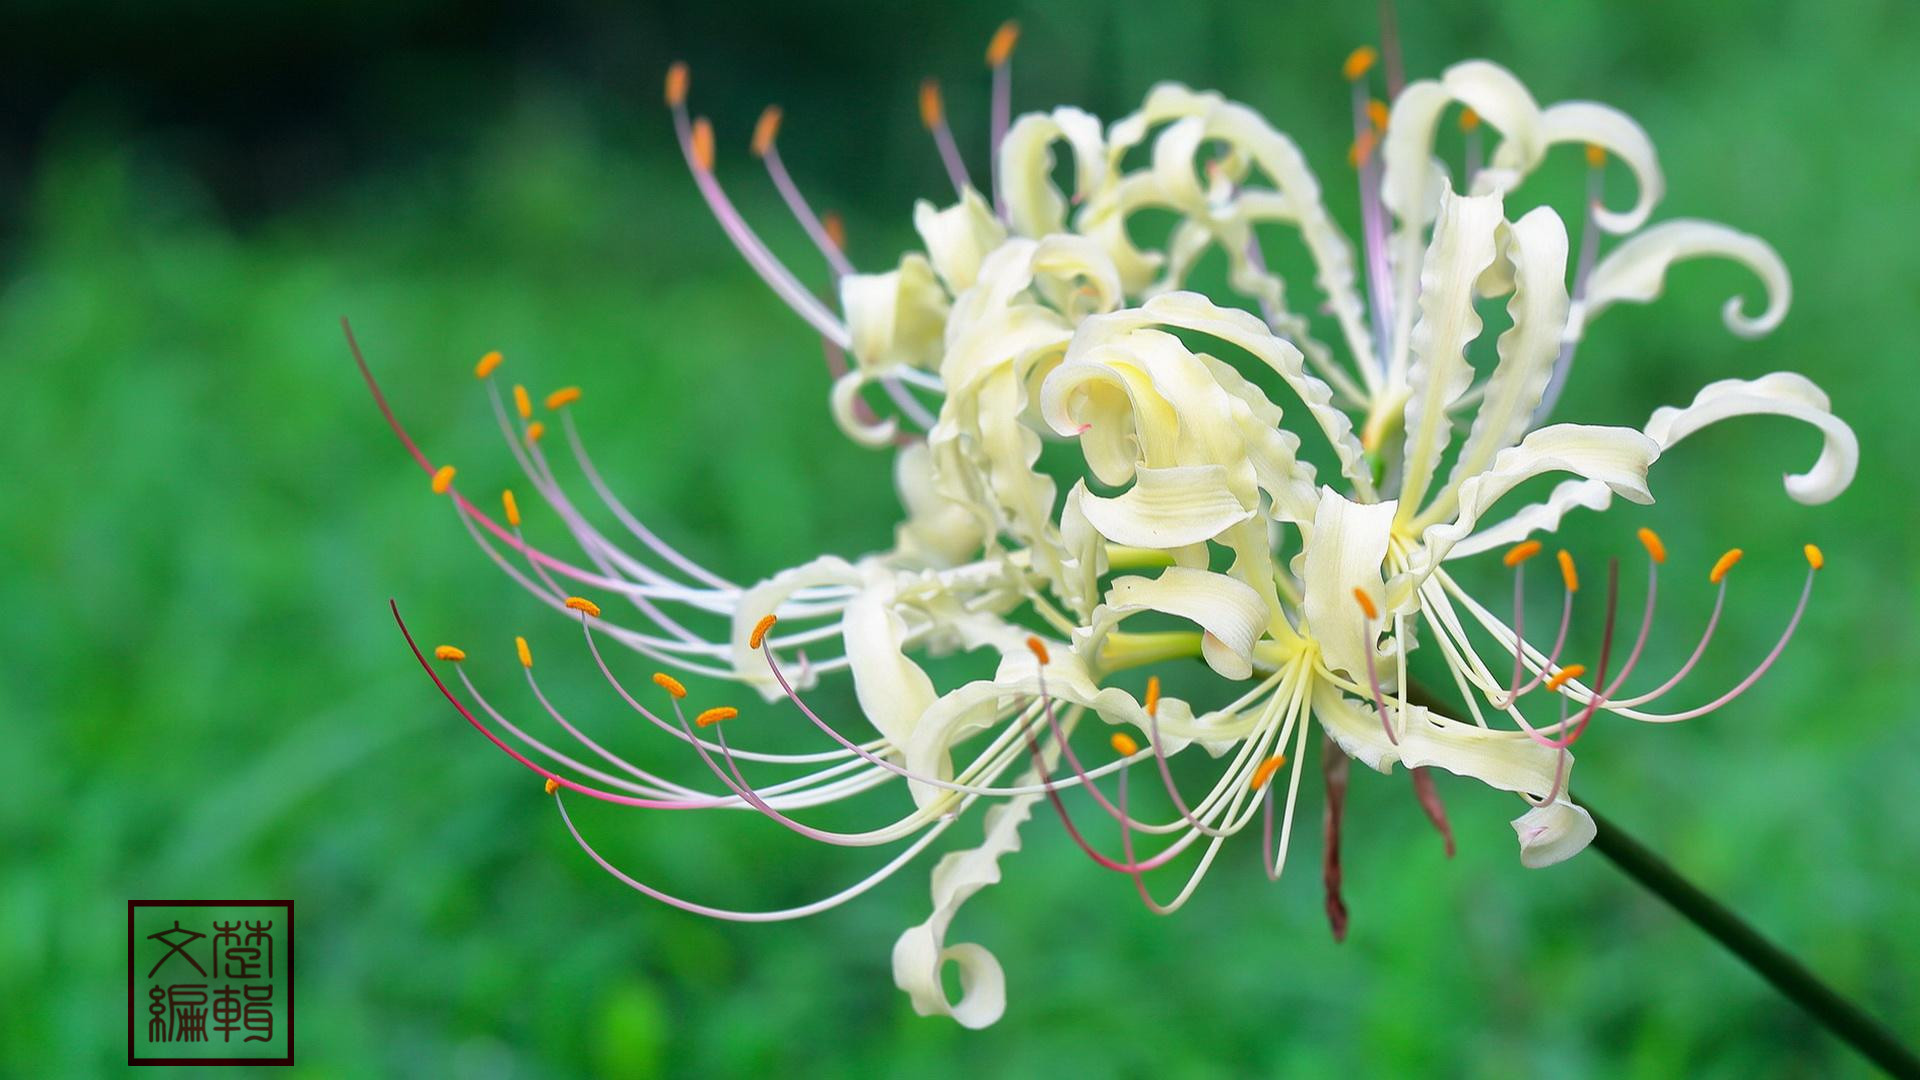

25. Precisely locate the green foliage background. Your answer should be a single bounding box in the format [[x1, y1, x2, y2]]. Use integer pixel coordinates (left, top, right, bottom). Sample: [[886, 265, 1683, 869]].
[[3, 0, 1916, 1075]]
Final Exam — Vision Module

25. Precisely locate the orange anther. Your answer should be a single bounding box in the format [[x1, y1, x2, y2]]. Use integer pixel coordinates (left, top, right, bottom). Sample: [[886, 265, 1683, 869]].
[[513, 384, 532, 419], [1026, 636, 1051, 665], [1586, 143, 1607, 169], [1352, 588, 1378, 620], [431, 464, 456, 494], [502, 489, 521, 528], [1637, 527, 1667, 564], [434, 645, 466, 662], [545, 776, 560, 795], [545, 386, 581, 411], [652, 672, 688, 699], [564, 596, 601, 618], [1143, 675, 1161, 717], [1459, 107, 1481, 132], [919, 78, 944, 129], [1343, 45, 1378, 82], [515, 636, 533, 668], [1710, 548, 1744, 585], [1348, 129, 1378, 168], [986, 20, 1020, 66], [1546, 664, 1587, 692], [525, 421, 546, 443], [751, 105, 782, 157], [696, 706, 738, 728], [822, 212, 847, 252], [1366, 98, 1389, 131], [1803, 543, 1824, 571], [665, 62, 689, 107], [1557, 550, 1579, 593], [749, 614, 778, 650], [1250, 754, 1289, 790], [474, 350, 503, 379], [1503, 540, 1544, 567], [1111, 732, 1139, 757], [691, 117, 715, 172]]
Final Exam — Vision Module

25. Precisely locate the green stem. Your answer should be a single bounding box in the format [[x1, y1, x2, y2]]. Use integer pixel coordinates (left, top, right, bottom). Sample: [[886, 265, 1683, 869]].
[[1583, 803, 1919, 1077], [1404, 680, 1917, 1074]]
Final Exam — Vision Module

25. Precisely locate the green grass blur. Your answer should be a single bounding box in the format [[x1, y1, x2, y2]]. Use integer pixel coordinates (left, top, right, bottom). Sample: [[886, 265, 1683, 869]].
[[3, 1, 1917, 1075]]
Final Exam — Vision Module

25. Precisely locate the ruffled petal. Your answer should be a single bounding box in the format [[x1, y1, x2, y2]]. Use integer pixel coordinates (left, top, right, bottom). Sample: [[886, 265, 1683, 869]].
[[842, 572, 940, 748], [1299, 487, 1397, 680], [999, 107, 1108, 239], [1397, 186, 1506, 519], [1106, 566, 1268, 679], [1511, 799, 1597, 867], [1574, 218, 1790, 340], [1529, 101, 1663, 233], [1077, 464, 1255, 548], [840, 253, 951, 374], [913, 188, 1008, 294]]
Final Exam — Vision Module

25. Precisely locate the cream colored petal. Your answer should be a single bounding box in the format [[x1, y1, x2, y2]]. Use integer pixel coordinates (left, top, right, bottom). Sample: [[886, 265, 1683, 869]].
[[1511, 799, 1596, 867], [1644, 372, 1857, 503], [1450, 372, 1855, 556], [1106, 566, 1268, 679], [913, 188, 1008, 294], [1414, 423, 1659, 571], [840, 253, 951, 373], [892, 792, 1034, 1028], [1397, 186, 1506, 520], [1299, 487, 1397, 680], [1423, 205, 1571, 528], [1311, 682, 1568, 801], [843, 575, 939, 748], [999, 106, 1108, 239], [1444, 60, 1545, 194], [1574, 218, 1790, 339], [1530, 101, 1663, 233], [1078, 464, 1255, 548], [889, 441, 987, 569], [829, 369, 901, 448], [730, 556, 864, 700]]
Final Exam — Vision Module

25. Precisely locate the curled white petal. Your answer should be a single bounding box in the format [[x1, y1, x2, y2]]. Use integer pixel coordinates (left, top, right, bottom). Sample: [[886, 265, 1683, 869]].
[[912, 189, 1007, 294], [1512, 799, 1597, 868], [999, 107, 1108, 239], [1644, 372, 1857, 504], [1575, 219, 1790, 339], [1533, 100, 1663, 233], [840, 253, 950, 374], [1078, 464, 1254, 548], [1299, 487, 1397, 680], [1106, 566, 1267, 680]]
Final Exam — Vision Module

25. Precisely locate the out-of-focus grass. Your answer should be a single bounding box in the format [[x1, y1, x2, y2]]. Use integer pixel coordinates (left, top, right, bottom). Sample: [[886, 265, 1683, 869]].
[[2, 0, 1917, 1075]]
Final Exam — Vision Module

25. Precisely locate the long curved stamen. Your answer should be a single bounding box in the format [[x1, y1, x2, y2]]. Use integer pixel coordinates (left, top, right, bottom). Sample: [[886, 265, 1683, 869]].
[[1532, 146, 1608, 424], [752, 106, 857, 277], [1625, 558, 1819, 723], [986, 20, 1019, 221], [1600, 537, 1663, 696], [919, 78, 973, 197], [667, 66, 850, 346], [554, 786, 959, 922], [1354, 588, 1396, 744], [1531, 559, 1621, 749], [1345, 46, 1393, 368]]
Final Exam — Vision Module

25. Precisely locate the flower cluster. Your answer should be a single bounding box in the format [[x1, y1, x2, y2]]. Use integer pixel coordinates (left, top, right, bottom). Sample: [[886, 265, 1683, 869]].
[[358, 24, 1855, 1027]]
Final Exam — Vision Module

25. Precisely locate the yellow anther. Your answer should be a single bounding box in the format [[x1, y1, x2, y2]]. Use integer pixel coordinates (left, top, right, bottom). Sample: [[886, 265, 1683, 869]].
[[513, 384, 532, 419], [749, 613, 778, 650], [986, 20, 1020, 66], [431, 464, 456, 494], [1503, 540, 1544, 568], [525, 421, 546, 443], [1366, 98, 1390, 131], [918, 78, 944, 129], [696, 706, 738, 728], [1343, 45, 1378, 82], [1585, 143, 1607, 169], [1636, 527, 1667, 564], [502, 489, 521, 528], [665, 61, 689, 107], [1710, 548, 1744, 585], [1143, 675, 1161, 717], [1352, 587, 1378, 620], [564, 596, 601, 618], [1804, 543, 1824, 571], [474, 350, 503, 379], [545, 386, 581, 411], [1026, 636, 1051, 665], [1250, 754, 1288, 790], [1348, 129, 1378, 168], [545, 776, 560, 796], [434, 644, 467, 662], [1546, 664, 1587, 692], [691, 117, 715, 172], [822, 212, 846, 252], [1459, 106, 1481, 132], [515, 636, 533, 668], [751, 105, 782, 157], [1557, 549, 1580, 593], [652, 672, 688, 699], [1111, 732, 1139, 757]]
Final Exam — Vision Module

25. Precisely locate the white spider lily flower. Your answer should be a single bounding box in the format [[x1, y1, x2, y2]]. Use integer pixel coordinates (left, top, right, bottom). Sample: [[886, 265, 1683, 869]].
[[362, 27, 1856, 1033]]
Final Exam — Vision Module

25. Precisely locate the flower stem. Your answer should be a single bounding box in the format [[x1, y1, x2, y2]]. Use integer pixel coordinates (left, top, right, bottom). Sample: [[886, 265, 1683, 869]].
[[1405, 677, 1917, 1074], [1581, 801, 1919, 1077]]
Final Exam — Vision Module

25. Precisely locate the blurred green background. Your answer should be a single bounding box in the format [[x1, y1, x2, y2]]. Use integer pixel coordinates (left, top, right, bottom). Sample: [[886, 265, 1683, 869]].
[[3, 0, 1916, 1075]]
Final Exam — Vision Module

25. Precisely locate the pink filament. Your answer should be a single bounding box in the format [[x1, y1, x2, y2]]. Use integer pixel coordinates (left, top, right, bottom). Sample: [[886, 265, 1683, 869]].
[[1321, 736, 1350, 943], [761, 144, 857, 277]]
